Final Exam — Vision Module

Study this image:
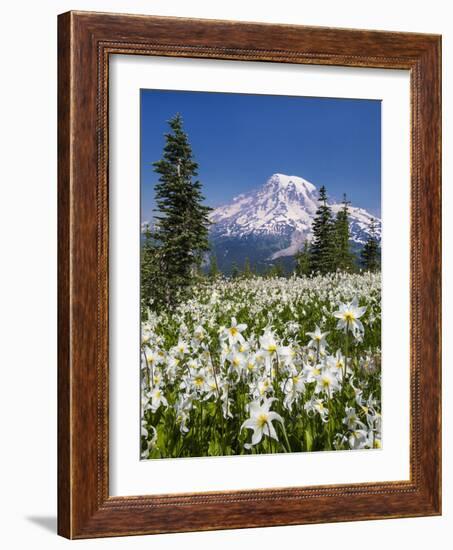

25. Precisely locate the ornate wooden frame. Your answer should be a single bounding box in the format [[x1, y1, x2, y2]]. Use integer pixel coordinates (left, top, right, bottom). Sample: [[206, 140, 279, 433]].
[[58, 11, 441, 539]]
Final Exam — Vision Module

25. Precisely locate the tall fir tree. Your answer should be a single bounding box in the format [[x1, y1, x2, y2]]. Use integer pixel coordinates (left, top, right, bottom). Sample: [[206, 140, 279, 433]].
[[294, 240, 311, 276], [361, 217, 380, 271], [333, 194, 355, 272], [243, 257, 253, 278], [230, 262, 240, 279], [151, 113, 212, 308], [208, 253, 219, 279], [309, 185, 336, 274]]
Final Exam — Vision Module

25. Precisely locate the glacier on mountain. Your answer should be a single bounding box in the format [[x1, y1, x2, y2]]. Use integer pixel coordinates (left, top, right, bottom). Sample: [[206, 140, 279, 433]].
[[209, 173, 380, 261]]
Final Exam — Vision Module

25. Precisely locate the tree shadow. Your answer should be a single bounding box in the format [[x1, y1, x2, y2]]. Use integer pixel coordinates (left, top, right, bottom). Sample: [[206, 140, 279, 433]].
[[26, 516, 57, 534]]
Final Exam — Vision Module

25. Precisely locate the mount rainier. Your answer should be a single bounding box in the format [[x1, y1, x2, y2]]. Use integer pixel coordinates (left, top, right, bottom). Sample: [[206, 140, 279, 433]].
[[209, 173, 380, 273]]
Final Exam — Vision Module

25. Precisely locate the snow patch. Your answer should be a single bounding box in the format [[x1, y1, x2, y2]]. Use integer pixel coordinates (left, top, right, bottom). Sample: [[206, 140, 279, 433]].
[[209, 172, 381, 253]]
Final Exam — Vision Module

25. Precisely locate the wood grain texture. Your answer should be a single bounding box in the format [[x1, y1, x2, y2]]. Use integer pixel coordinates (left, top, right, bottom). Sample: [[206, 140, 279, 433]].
[[57, 10, 442, 539], [57, 11, 72, 537]]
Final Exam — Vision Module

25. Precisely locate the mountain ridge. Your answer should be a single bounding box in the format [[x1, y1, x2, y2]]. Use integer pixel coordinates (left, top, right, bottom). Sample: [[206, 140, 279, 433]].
[[209, 173, 380, 265], [142, 173, 381, 274]]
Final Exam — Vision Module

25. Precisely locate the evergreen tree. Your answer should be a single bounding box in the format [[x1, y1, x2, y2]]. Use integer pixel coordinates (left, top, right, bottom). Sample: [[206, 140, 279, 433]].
[[361, 217, 380, 271], [231, 262, 240, 279], [243, 257, 252, 278], [309, 186, 335, 274], [267, 260, 285, 278], [152, 114, 212, 307], [294, 240, 311, 276], [333, 194, 355, 272], [208, 253, 219, 279]]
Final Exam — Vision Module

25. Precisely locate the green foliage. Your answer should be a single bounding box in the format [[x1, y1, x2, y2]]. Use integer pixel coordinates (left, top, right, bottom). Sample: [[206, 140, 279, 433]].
[[333, 194, 355, 272], [141, 272, 381, 458], [266, 260, 285, 278], [243, 257, 253, 278], [141, 225, 160, 315], [297, 188, 370, 277], [361, 217, 380, 271], [208, 253, 220, 279], [294, 241, 311, 277], [143, 114, 212, 312], [309, 186, 336, 274], [230, 262, 240, 279]]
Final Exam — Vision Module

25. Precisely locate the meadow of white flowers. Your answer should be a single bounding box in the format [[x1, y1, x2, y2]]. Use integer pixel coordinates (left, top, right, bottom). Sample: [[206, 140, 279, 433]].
[[141, 272, 381, 458]]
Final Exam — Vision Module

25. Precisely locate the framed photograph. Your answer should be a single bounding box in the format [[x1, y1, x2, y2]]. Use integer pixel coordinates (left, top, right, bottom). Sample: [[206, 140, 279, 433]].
[[58, 11, 441, 538]]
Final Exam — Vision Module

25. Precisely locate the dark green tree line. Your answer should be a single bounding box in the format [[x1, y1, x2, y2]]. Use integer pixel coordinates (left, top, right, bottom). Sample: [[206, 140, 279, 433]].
[[294, 186, 380, 277], [361, 217, 380, 271]]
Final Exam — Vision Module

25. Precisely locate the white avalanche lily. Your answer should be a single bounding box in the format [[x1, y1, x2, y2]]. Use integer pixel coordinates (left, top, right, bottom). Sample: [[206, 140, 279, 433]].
[[256, 377, 273, 398], [141, 425, 158, 458], [227, 350, 246, 376], [143, 348, 161, 367], [225, 317, 247, 345], [342, 407, 366, 430], [306, 325, 329, 350], [326, 349, 351, 380], [281, 374, 305, 410], [332, 297, 367, 334], [304, 396, 329, 423], [141, 418, 149, 438], [140, 271, 381, 458], [259, 329, 279, 354], [348, 429, 369, 450], [193, 325, 207, 343], [302, 362, 322, 383], [175, 339, 189, 356], [241, 397, 283, 449], [277, 345, 295, 364], [315, 370, 340, 397], [149, 387, 168, 412]]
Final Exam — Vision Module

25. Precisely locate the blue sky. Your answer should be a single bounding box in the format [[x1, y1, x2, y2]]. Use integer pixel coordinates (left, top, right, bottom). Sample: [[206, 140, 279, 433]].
[[141, 89, 381, 220]]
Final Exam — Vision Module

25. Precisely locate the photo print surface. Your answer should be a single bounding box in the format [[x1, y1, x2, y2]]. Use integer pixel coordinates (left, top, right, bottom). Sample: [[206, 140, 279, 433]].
[[140, 89, 381, 459]]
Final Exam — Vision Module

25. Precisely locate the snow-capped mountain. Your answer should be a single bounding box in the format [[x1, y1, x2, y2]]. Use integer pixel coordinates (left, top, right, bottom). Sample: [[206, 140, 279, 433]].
[[209, 173, 380, 270]]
